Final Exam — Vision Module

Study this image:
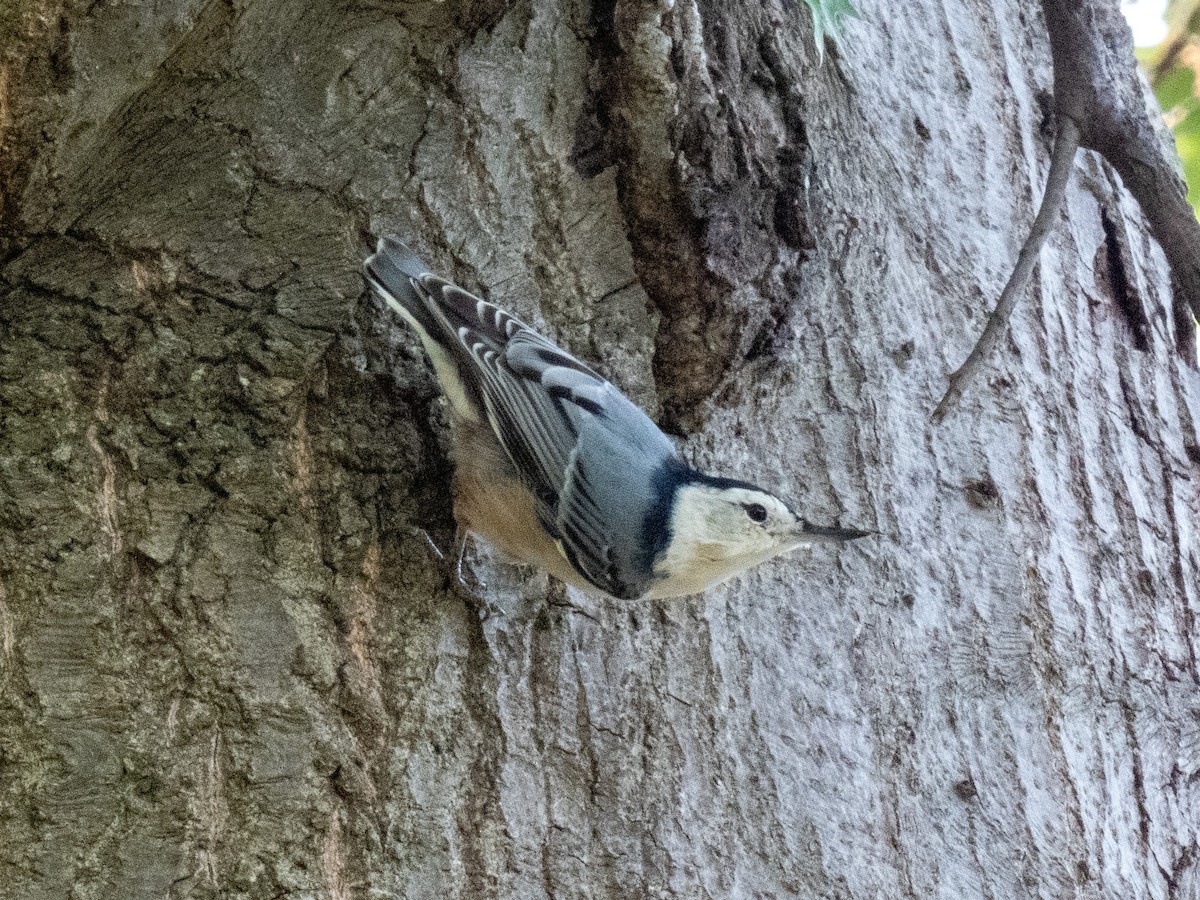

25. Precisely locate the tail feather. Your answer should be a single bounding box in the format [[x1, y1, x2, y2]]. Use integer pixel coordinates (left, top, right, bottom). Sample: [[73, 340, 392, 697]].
[[366, 236, 536, 359], [366, 236, 431, 286], [364, 237, 440, 335], [364, 236, 485, 422]]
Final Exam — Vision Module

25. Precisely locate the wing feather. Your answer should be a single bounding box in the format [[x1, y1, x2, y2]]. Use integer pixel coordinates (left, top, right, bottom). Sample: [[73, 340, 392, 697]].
[[382, 261, 672, 599]]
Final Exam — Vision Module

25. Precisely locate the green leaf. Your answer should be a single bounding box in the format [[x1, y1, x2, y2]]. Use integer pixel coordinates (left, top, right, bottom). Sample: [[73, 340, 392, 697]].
[[1155, 64, 1197, 112], [804, 0, 858, 62]]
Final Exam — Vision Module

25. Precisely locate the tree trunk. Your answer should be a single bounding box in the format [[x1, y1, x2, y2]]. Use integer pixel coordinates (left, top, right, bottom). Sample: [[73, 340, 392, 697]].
[[2, 0, 1198, 897]]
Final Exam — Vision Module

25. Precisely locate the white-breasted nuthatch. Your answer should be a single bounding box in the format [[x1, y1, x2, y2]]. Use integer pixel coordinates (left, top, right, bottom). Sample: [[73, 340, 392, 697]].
[[364, 237, 868, 600]]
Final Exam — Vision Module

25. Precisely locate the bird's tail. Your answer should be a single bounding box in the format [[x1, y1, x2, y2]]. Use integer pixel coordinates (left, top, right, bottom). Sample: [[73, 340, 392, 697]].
[[363, 236, 442, 337], [364, 236, 489, 423]]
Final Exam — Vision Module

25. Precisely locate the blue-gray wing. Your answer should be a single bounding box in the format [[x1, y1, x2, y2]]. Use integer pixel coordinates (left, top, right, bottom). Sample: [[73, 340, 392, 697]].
[[413, 274, 677, 599]]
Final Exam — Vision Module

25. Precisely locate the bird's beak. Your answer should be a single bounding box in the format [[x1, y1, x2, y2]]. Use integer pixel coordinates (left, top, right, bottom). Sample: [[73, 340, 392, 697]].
[[789, 517, 873, 543]]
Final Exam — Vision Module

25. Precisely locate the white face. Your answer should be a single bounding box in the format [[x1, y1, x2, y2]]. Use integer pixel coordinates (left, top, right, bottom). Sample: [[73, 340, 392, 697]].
[[649, 483, 810, 598], [692, 485, 801, 555]]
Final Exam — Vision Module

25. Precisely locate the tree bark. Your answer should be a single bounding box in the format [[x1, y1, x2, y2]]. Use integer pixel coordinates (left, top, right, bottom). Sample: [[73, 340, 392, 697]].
[[2, 0, 1198, 898]]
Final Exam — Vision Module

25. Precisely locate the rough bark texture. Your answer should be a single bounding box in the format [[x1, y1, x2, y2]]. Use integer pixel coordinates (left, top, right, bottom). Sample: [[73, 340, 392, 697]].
[[1041, 0, 1200, 340], [2, 0, 1199, 898]]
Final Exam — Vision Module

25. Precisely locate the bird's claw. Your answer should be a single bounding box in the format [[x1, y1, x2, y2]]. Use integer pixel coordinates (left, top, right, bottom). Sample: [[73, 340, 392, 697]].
[[415, 527, 492, 619]]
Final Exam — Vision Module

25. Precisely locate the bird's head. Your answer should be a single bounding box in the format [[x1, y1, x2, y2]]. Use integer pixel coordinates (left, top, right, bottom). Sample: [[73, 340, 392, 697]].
[[647, 474, 869, 598]]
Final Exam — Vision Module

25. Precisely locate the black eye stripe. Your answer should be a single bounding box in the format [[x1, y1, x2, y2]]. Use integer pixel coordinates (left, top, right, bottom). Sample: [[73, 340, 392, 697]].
[[744, 503, 768, 523]]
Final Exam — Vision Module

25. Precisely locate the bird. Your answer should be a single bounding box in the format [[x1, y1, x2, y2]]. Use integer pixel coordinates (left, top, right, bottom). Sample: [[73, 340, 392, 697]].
[[363, 236, 869, 601]]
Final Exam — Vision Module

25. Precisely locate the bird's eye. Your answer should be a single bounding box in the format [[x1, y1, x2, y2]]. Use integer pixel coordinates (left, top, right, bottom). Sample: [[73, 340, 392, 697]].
[[745, 503, 768, 523]]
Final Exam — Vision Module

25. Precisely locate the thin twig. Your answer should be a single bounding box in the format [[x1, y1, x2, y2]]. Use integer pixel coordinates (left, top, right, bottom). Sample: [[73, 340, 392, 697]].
[[932, 116, 1081, 423]]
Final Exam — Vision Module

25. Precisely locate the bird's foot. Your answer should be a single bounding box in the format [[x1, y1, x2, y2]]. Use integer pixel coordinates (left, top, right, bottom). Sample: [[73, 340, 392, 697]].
[[416, 527, 492, 619]]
